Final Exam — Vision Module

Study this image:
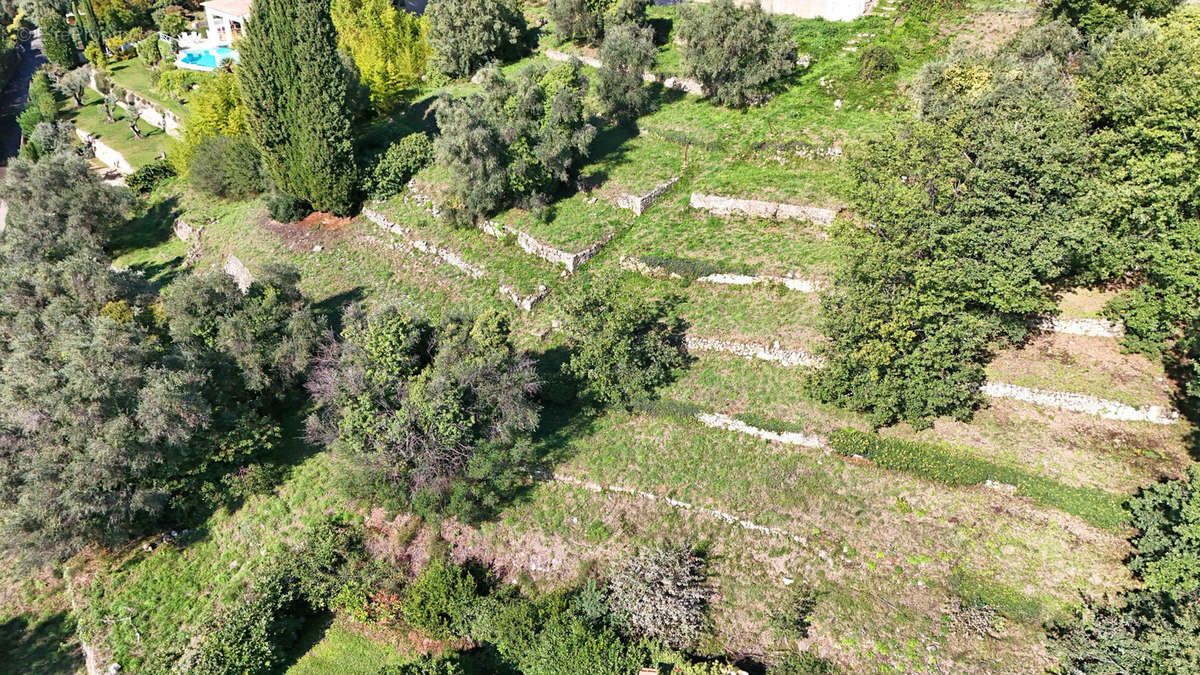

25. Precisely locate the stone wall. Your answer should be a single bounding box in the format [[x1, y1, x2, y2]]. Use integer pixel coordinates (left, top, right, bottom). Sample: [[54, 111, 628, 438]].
[[223, 255, 253, 292], [173, 218, 198, 241], [696, 0, 871, 21], [364, 208, 549, 311], [690, 192, 837, 226], [616, 176, 680, 216], [545, 48, 703, 95], [1039, 317, 1125, 339], [75, 128, 134, 174], [621, 255, 824, 292], [980, 381, 1178, 425], [696, 412, 825, 448], [685, 335, 822, 367]]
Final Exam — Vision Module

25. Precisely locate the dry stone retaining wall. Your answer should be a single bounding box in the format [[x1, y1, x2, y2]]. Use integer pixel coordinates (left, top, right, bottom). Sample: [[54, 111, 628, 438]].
[[223, 255, 253, 292], [616, 176, 680, 216], [75, 128, 134, 174], [621, 256, 824, 292], [544, 48, 703, 94], [364, 208, 548, 311], [685, 335, 823, 367], [981, 381, 1178, 425], [1039, 317, 1124, 338], [696, 412, 826, 448], [690, 192, 837, 226]]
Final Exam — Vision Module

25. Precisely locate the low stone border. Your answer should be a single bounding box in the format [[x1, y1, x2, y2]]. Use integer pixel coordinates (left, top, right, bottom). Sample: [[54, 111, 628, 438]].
[[690, 192, 838, 226], [1039, 317, 1124, 339], [616, 176, 680, 216], [980, 382, 1179, 425], [696, 412, 826, 448], [75, 128, 134, 174], [223, 255, 253, 292], [364, 209, 549, 312], [553, 472, 813, 546], [620, 255, 824, 292], [685, 335, 823, 367], [544, 49, 703, 95], [173, 218, 199, 242]]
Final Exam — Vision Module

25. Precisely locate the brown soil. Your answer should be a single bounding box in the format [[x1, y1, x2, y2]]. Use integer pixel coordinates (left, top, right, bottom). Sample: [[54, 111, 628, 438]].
[[258, 211, 354, 252]]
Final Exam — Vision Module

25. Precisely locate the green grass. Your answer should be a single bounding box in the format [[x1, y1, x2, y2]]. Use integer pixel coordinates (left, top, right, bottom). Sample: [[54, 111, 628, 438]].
[[286, 622, 407, 674], [66, 89, 172, 170], [104, 59, 196, 119], [829, 428, 1129, 531]]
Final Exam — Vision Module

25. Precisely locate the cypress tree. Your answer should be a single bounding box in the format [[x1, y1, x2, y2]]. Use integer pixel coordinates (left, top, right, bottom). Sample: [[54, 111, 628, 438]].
[[238, 0, 358, 215]]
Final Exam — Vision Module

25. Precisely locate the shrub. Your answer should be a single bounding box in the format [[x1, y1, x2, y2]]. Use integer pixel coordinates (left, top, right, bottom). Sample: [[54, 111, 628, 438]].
[[379, 658, 465, 675], [368, 133, 433, 200], [136, 34, 161, 68], [188, 135, 264, 200], [858, 45, 898, 81], [558, 275, 690, 406], [596, 20, 657, 124], [607, 543, 711, 648], [401, 561, 479, 639], [39, 11, 79, 68], [267, 194, 310, 223], [193, 565, 308, 674], [770, 584, 820, 641], [84, 43, 107, 71], [126, 159, 177, 194], [549, 0, 649, 44], [425, 0, 526, 78], [676, 0, 796, 107]]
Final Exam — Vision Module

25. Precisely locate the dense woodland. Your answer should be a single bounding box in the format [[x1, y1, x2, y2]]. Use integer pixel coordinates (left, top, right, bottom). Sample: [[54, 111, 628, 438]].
[[1, 0, 1199, 672]]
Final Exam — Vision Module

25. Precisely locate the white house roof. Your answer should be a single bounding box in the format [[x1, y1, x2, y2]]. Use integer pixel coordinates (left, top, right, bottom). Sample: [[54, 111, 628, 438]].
[[202, 0, 252, 19]]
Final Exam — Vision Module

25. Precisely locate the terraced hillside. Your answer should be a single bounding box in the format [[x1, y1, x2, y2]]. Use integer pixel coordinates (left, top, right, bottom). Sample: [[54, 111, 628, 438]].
[[6, 0, 1197, 674]]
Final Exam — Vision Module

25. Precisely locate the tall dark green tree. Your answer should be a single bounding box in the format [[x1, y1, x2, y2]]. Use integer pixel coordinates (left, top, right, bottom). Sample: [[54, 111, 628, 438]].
[[38, 10, 79, 68], [237, 0, 358, 214]]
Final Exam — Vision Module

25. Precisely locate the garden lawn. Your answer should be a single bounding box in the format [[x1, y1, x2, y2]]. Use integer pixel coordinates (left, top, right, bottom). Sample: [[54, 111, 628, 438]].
[[66, 90, 171, 170]]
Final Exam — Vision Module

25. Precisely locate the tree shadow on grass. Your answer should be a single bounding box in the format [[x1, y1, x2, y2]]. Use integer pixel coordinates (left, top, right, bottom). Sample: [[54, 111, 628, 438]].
[[0, 613, 81, 675], [314, 286, 367, 335], [109, 194, 181, 258]]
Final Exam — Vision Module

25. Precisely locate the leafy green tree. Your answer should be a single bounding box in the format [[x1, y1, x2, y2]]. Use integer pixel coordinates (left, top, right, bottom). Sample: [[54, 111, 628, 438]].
[[171, 71, 249, 176], [1078, 18, 1200, 375], [558, 275, 690, 406], [548, 0, 648, 45], [675, 0, 795, 107], [1050, 465, 1200, 672], [238, 0, 358, 214], [434, 61, 596, 221], [331, 0, 429, 112], [596, 21, 656, 124], [54, 66, 90, 107], [307, 305, 540, 521], [811, 35, 1095, 428], [425, 0, 526, 78], [38, 10, 79, 68]]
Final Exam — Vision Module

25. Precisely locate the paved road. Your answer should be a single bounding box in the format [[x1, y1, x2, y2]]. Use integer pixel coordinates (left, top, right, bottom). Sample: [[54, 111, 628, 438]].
[[0, 31, 46, 173]]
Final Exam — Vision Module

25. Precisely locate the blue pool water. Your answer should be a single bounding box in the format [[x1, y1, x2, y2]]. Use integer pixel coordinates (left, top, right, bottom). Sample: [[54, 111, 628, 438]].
[[178, 46, 239, 70]]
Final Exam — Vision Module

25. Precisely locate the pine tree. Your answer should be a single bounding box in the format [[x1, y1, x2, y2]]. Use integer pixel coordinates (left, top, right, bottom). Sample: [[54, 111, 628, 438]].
[[238, 0, 358, 214]]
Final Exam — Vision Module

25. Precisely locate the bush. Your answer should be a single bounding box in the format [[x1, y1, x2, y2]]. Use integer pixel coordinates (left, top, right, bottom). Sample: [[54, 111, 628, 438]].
[[379, 658, 465, 675], [770, 584, 820, 641], [558, 275, 690, 406], [368, 133, 433, 200], [596, 21, 657, 124], [188, 135, 264, 200], [39, 11, 79, 68], [193, 565, 308, 674], [858, 45, 898, 81], [401, 561, 479, 639], [126, 159, 177, 194], [267, 194, 310, 223], [676, 0, 796, 107], [136, 34, 161, 68], [607, 544, 711, 648], [426, 0, 527, 78], [769, 653, 840, 675]]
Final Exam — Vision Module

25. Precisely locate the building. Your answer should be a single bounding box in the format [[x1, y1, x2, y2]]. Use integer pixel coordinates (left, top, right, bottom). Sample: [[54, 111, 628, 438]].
[[202, 0, 252, 46]]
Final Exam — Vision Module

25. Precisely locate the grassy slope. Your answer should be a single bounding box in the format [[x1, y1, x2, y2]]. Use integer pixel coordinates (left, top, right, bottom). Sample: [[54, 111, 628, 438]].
[[65, 89, 172, 170], [54, 1, 1197, 674]]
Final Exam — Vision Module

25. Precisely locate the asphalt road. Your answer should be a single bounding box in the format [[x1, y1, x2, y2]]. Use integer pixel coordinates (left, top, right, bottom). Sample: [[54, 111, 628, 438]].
[[0, 31, 46, 174]]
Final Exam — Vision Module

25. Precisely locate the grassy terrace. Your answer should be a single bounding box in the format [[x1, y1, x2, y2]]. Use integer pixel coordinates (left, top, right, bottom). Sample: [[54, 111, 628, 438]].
[[65, 90, 172, 169], [104, 59, 198, 119]]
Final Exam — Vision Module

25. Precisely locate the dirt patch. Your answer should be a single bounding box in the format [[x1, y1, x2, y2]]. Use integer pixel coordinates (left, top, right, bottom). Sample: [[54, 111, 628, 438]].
[[945, 8, 1039, 55], [258, 211, 353, 252]]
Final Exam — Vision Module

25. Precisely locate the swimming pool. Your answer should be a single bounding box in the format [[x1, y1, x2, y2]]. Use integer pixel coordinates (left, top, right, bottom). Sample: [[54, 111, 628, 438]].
[[177, 45, 239, 71]]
